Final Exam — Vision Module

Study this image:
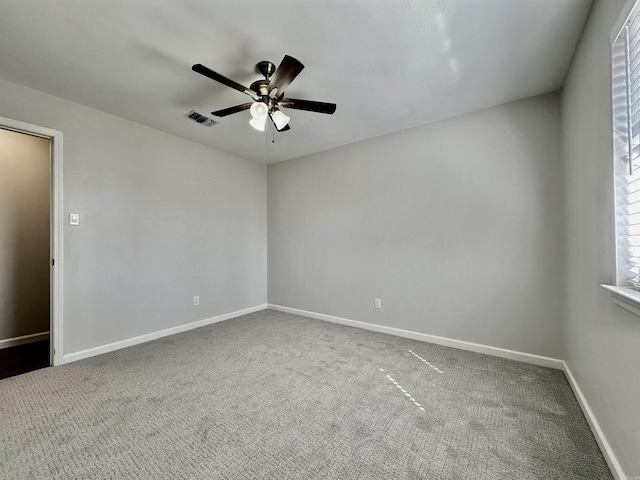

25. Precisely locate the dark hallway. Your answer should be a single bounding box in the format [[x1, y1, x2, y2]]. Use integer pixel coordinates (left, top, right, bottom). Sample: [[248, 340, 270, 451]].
[[0, 340, 49, 380]]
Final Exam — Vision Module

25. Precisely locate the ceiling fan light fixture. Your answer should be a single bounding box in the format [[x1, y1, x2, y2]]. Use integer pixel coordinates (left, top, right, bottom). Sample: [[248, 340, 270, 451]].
[[271, 110, 290, 131], [249, 116, 267, 131], [250, 101, 269, 120]]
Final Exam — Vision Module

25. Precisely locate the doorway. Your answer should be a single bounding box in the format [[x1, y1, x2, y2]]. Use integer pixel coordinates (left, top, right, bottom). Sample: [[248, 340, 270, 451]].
[[0, 128, 50, 378], [0, 117, 63, 373]]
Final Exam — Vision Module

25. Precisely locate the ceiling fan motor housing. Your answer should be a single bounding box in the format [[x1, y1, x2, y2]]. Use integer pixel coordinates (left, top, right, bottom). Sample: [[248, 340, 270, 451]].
[[250, 79, 270, 97], [250, 65, 280, 113]]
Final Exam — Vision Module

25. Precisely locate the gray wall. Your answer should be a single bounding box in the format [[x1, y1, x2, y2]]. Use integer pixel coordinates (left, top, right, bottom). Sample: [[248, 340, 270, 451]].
[[562, 0, 640, 475], [0, 78, 267, 356], [268, 93, 564, 358], [0, 128, 50, 341]]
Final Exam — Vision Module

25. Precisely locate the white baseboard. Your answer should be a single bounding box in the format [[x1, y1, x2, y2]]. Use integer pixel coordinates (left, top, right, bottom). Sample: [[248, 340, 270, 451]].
[[63, 304, 268, 364], [0, 331, 49, 350], [562, 362, 626, 480], [267, 304, 563, 370]]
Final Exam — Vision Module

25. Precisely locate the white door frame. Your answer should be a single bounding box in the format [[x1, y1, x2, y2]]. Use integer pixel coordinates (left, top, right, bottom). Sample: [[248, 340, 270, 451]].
[[0, 116, 64, 366]]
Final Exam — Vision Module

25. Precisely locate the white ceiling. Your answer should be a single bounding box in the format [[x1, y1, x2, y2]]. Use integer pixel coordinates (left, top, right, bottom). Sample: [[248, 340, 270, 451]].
[[0, 0, 592, 164]]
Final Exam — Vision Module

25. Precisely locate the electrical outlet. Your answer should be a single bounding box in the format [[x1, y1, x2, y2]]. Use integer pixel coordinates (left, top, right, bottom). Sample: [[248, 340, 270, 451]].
[[193, 296, 200, 306], [374, 298, 381, 309]]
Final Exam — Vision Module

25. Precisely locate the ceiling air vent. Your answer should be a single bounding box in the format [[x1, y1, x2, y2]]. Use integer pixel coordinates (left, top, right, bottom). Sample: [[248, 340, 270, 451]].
[[184, 110, 218, 127]]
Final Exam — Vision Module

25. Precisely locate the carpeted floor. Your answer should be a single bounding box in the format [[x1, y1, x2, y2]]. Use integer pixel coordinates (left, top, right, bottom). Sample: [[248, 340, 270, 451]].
[[0, 310, 612, 479]]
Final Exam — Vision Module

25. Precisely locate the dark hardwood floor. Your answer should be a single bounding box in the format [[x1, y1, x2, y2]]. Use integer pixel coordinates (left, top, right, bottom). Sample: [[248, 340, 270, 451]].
[[0, 340, 50, 380]]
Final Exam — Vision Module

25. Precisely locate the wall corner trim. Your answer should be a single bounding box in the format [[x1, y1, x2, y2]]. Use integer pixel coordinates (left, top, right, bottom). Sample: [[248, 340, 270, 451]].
[[267, 304, 563, 369], [562, 362, 626, 480], [62, 304, 268, 364]]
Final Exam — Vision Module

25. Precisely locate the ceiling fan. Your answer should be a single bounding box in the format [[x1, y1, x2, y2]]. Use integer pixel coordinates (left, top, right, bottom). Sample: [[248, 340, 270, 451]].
[[192, 55, 336, 132]]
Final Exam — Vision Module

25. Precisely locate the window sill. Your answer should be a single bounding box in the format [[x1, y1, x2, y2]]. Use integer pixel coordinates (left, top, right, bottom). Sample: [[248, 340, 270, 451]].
[[601, 284, 640, 317]]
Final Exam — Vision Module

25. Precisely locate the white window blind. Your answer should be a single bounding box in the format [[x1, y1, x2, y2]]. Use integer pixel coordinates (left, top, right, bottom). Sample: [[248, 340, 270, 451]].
[[613, 5, 640, 289]]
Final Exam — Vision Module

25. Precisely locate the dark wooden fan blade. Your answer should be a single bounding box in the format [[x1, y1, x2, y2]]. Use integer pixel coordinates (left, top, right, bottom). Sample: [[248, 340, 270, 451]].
[[267, 55, 304, 95], [279, 98, 337, 114], [192, 64, 258, 99], [211, 103, 253, 117]]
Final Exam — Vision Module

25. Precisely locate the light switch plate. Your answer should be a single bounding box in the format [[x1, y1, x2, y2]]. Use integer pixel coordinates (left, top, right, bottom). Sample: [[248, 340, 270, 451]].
[[69, 213, 80, 226]]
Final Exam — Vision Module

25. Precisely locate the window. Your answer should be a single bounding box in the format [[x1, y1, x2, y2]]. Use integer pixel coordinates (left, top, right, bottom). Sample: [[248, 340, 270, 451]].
[[612, 1, 640, 290]]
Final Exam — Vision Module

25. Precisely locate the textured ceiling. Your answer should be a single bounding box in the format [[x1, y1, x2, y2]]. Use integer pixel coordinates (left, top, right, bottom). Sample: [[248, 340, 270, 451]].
[[0, 0, 592, 164]]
